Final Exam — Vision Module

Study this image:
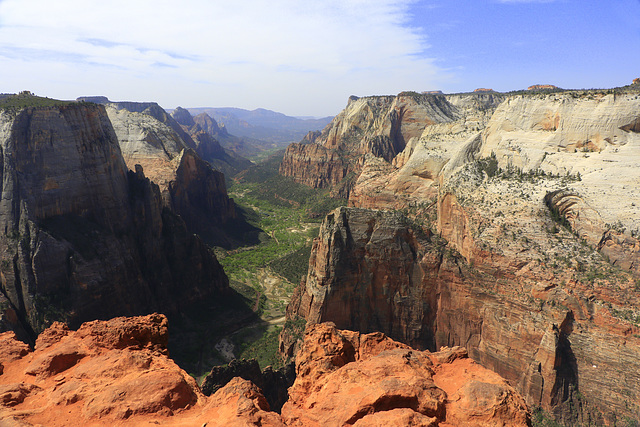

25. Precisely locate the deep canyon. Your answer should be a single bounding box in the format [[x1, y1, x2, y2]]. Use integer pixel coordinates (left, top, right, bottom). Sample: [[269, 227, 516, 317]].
[[1, 82, 640, 426]]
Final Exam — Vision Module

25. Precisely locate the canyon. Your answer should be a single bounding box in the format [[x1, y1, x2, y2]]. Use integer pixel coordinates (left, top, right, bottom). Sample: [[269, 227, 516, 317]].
[[281, 84, 640, 424], [1, 82, 640, 425]]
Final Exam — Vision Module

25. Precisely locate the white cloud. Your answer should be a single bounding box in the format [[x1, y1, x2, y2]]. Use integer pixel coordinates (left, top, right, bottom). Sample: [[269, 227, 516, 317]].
[[0, 0, 449, 115]]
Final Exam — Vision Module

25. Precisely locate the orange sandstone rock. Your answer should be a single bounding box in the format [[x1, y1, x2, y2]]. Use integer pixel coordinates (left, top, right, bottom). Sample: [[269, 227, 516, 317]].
[[527, 84, 559, 90], [282, 323, 530, 427], [0, 315, 530, 426]]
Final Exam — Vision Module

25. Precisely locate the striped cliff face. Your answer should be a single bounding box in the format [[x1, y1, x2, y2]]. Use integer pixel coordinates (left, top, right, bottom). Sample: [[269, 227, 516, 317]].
[[0, 103, 228, 337], [282, 88, 640, 424]]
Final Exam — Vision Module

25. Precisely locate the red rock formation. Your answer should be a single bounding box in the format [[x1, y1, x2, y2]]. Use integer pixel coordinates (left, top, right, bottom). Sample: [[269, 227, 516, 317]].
[[284, 206, 640, 424], [279, 142, 349, 189], [0, 315, 530, 426], [632, 78, 640, 85], [282, 322, 530, 426], [528, 85, 559, 90]]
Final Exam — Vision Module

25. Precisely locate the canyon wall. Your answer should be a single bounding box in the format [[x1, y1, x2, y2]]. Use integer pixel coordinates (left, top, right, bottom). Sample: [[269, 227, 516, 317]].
[[283, 88, 640, 424], [287, 207, 640, 424], [279, 92, 504, 197], [106, 102, 249, 248], [0, 104, 228, 337]]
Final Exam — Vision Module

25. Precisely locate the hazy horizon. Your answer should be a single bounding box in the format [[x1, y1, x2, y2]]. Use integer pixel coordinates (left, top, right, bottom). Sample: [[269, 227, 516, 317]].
[[1, 0, 639, 117]]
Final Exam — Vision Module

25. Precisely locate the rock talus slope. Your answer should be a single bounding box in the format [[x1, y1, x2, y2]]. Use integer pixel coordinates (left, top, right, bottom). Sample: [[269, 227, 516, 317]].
[[282, 88, 640, 424], [0, 315, 530, 426], [0, 104, 228, 337]]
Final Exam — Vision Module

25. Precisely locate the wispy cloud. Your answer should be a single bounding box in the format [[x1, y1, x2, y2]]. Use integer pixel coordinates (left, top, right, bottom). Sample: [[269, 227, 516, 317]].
[[0, 0, 450, 115]]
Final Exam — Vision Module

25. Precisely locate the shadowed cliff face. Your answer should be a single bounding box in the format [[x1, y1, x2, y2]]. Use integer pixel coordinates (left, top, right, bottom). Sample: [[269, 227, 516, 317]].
[[0, 104, 228, 338], [107, 103, 256, 248], [285, 204, 640, 424]]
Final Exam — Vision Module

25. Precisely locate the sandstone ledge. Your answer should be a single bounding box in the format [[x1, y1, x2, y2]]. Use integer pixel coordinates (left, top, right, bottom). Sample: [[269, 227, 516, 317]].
[[0, 316, 530, 426]]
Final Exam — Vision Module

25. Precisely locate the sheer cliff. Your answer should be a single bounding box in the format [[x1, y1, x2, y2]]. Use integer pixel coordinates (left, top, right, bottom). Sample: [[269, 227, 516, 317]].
[[283, 88, 640, 424], [106, 102, 255, 248], [279, 92, 504, 197], [0, 103, 228, 338]]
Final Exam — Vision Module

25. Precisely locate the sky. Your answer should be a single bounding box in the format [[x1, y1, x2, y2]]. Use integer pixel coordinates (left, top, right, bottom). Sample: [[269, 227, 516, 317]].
[[0, 0, 639, 117]]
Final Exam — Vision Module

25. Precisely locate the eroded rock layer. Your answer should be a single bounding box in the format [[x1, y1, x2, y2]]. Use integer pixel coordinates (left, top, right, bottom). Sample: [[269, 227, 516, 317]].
[[0, 104, 228, 336], [285, 206, 640, 424], [279, 92, 504, 196], [0, 315, 530, 426], [105, 101, 250, 248]]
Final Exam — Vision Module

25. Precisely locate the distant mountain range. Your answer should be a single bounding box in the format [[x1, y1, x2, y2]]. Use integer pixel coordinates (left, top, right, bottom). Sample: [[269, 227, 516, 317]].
[[185, 107, 333, 145]]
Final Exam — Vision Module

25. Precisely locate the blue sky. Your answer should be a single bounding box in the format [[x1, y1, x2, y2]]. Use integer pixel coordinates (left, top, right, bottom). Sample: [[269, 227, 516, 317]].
[[0, 0, 638, 116]]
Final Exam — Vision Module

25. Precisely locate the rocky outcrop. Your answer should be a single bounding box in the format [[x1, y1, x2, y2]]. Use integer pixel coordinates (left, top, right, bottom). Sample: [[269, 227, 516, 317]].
[[106, 102, 254, 248], [282, 322, 530, 426], [528, 85, 559, 91], [285, 206, 640, 424], [0, 314, 283, 426], [0, 103, 228, 336], [280, 92, 504, 198], [0, 315, 530, 426]]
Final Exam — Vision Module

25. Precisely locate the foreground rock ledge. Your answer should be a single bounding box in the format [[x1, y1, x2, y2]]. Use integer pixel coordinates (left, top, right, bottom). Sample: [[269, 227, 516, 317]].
[[0, 315, 530, 426]]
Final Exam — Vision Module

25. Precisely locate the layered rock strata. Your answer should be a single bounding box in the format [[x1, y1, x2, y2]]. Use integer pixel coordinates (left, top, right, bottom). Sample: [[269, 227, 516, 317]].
[[0, 315, 530, 426], [0, 103, 228, 336], [279, 92, 504, 197], [105, 102, 249, 248], [285, 206, 640, 424]]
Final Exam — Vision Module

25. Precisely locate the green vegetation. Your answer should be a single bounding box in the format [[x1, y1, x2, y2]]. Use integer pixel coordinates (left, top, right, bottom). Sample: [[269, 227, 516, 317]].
[[269, 244, 314, 286], [234, 325, 284, 369], [220, 152, 345, 301], [531, 407, 564, 427], [475, 156, 581, 184], [186, 151, 344, 376], [235, 150, 346, 217], [476, 152, 499, 178], [546, 202, 572, 233], [0, 91, 77, 111]]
